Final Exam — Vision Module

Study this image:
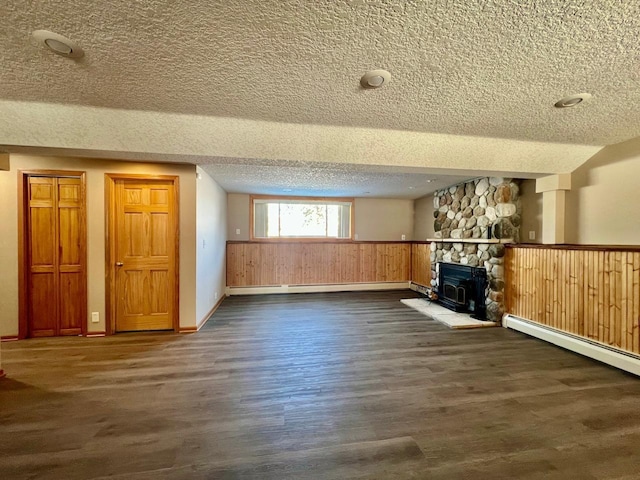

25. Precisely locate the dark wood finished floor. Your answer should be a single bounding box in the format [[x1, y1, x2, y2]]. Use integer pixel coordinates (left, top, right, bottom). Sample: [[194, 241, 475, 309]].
[[2, 290, 640, 479]]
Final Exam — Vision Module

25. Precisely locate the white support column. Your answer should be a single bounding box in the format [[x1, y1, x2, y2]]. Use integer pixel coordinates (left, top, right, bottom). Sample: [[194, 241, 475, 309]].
[[536, 173, 571, 244]]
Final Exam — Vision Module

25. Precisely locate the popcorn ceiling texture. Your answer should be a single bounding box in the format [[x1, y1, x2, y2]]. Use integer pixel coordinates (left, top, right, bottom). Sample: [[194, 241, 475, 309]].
[[0, 100, 602, 185], [200, 159, 471, 198], [2, 0, 640, 146]]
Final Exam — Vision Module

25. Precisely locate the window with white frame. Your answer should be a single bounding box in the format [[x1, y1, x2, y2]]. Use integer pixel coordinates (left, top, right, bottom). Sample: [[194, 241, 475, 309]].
[[251, 196, 353, 240]]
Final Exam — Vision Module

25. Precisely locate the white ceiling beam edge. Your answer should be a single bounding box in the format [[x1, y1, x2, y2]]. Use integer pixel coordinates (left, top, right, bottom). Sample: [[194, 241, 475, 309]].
[[0, 100, 602, 176]]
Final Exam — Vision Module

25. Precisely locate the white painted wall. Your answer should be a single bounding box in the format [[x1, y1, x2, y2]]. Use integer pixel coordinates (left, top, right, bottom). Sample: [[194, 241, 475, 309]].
[[354, 198, 414, 241], [413, 195, 436, 241], [519, 179, 543, 243], [196, 167, 228, 323], [227, 193, 250, 241], [566, 136, 640, 244]]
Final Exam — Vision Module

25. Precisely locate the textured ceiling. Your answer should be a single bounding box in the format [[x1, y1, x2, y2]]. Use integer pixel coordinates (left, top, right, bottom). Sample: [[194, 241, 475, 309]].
[[1, 1, 638, 197], [199, 158, 472, 199], [2, 0, 640, 146]]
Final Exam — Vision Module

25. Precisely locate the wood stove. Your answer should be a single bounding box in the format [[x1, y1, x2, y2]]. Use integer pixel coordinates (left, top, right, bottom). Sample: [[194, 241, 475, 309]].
[[437, 263, 488, 320]]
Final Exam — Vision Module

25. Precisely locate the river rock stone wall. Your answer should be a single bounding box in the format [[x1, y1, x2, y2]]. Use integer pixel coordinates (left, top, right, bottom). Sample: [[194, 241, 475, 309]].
[[429, 177, 521, 323], [432, 177, 521, 242]]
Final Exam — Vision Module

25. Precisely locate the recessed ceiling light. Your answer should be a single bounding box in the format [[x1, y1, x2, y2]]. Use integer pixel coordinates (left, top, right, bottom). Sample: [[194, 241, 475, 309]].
[[32, 30, 84, 58], [408, 186, 415, 189], [360, 69, 391, 89], [425, 179, 434, 183], [554, 93, 592, 108]]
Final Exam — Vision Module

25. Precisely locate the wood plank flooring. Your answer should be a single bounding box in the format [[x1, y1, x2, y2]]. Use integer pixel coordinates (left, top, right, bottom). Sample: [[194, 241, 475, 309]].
[[1, 290, 640, 479]]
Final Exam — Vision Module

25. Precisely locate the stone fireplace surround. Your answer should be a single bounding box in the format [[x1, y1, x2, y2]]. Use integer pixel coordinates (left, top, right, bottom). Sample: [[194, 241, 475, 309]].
[[428, 177, 522, 322], [430, 240, 507, 322]]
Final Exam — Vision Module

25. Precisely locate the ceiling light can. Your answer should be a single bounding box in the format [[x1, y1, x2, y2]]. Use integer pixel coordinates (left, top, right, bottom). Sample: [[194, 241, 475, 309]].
[[32, 30, 84, 58], [554, 93, 592, 108], [360, 69, 391, 89]]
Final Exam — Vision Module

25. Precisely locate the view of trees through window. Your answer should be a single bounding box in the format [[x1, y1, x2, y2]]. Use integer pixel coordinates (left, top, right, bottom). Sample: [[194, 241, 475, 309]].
[[253, 198, 352, 239], [267, 203, 340, 237]]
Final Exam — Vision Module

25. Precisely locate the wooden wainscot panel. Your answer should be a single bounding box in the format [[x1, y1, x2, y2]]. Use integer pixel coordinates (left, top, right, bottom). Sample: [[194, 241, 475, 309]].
[[506, 245, 640, 356], [411, 243, 431, 287], [226, 242, 412, 287]]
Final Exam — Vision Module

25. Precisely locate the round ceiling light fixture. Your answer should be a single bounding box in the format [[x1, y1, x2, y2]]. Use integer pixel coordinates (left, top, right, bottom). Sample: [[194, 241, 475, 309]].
[[360, 69, 391, 89], [32, 30, 84, 58], [554, 93, 591, 108]]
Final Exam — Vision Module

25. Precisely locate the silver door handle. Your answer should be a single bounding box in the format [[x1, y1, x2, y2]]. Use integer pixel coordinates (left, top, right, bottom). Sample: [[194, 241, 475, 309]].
[[116, 262, 124, 266]]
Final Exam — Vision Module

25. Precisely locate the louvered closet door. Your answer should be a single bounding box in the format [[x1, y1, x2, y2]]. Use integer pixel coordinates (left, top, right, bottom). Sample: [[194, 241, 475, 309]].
[[27, 175, 86, 337]]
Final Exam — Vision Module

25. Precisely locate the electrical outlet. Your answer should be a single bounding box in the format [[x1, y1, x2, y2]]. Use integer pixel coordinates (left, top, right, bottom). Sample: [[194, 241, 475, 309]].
[[202, 239, 206, 248], [529, 230, 535, 240], [401, 234, 406, 240], [214, 291, 218, 300], [91, 312, 99, 323], [355, 233, 359, 240], [236, 228, 240, 235]]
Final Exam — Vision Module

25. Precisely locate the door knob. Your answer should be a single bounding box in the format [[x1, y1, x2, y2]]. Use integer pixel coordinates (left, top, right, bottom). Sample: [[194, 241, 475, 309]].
[[116, 262, 124, 266]]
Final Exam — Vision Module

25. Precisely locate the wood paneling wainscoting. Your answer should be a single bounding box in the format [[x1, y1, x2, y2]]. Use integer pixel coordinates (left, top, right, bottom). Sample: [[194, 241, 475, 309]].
[[411, 242, 431, 287], [506, 244, 640, 356], [227, 241, 434, 288]]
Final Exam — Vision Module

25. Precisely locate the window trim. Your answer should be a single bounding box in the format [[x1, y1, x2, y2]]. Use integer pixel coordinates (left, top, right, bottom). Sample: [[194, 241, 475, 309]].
[[249, 194, 355, 242]]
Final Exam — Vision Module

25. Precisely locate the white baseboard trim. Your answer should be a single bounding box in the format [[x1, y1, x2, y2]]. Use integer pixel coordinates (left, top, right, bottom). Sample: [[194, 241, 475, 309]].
[[503, 314, 640, 377], [226, 282, 411, 296]]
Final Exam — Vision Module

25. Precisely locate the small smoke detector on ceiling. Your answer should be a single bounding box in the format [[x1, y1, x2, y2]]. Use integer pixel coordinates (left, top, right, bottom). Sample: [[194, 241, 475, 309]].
[[360, 69, 391, 89], [32, 30, 84, 58], [554, 93, 592, 108]]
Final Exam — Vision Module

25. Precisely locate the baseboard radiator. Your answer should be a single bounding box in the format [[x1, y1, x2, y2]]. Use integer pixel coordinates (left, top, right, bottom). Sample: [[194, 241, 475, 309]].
[[503, 314, 640, 377]]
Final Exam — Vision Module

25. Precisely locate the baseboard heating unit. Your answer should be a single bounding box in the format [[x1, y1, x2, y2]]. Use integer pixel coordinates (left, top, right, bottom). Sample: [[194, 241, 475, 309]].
[[503, 314, 640, 377]]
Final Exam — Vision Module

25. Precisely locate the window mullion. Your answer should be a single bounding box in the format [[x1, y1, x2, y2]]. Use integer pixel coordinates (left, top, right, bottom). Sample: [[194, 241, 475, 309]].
[[325, 205, 328, 237]]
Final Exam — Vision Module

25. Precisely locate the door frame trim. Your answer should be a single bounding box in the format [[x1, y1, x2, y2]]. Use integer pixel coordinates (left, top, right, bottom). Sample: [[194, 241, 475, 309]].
[[17, 169, 87, 339], [104, 173, 180, 335]]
